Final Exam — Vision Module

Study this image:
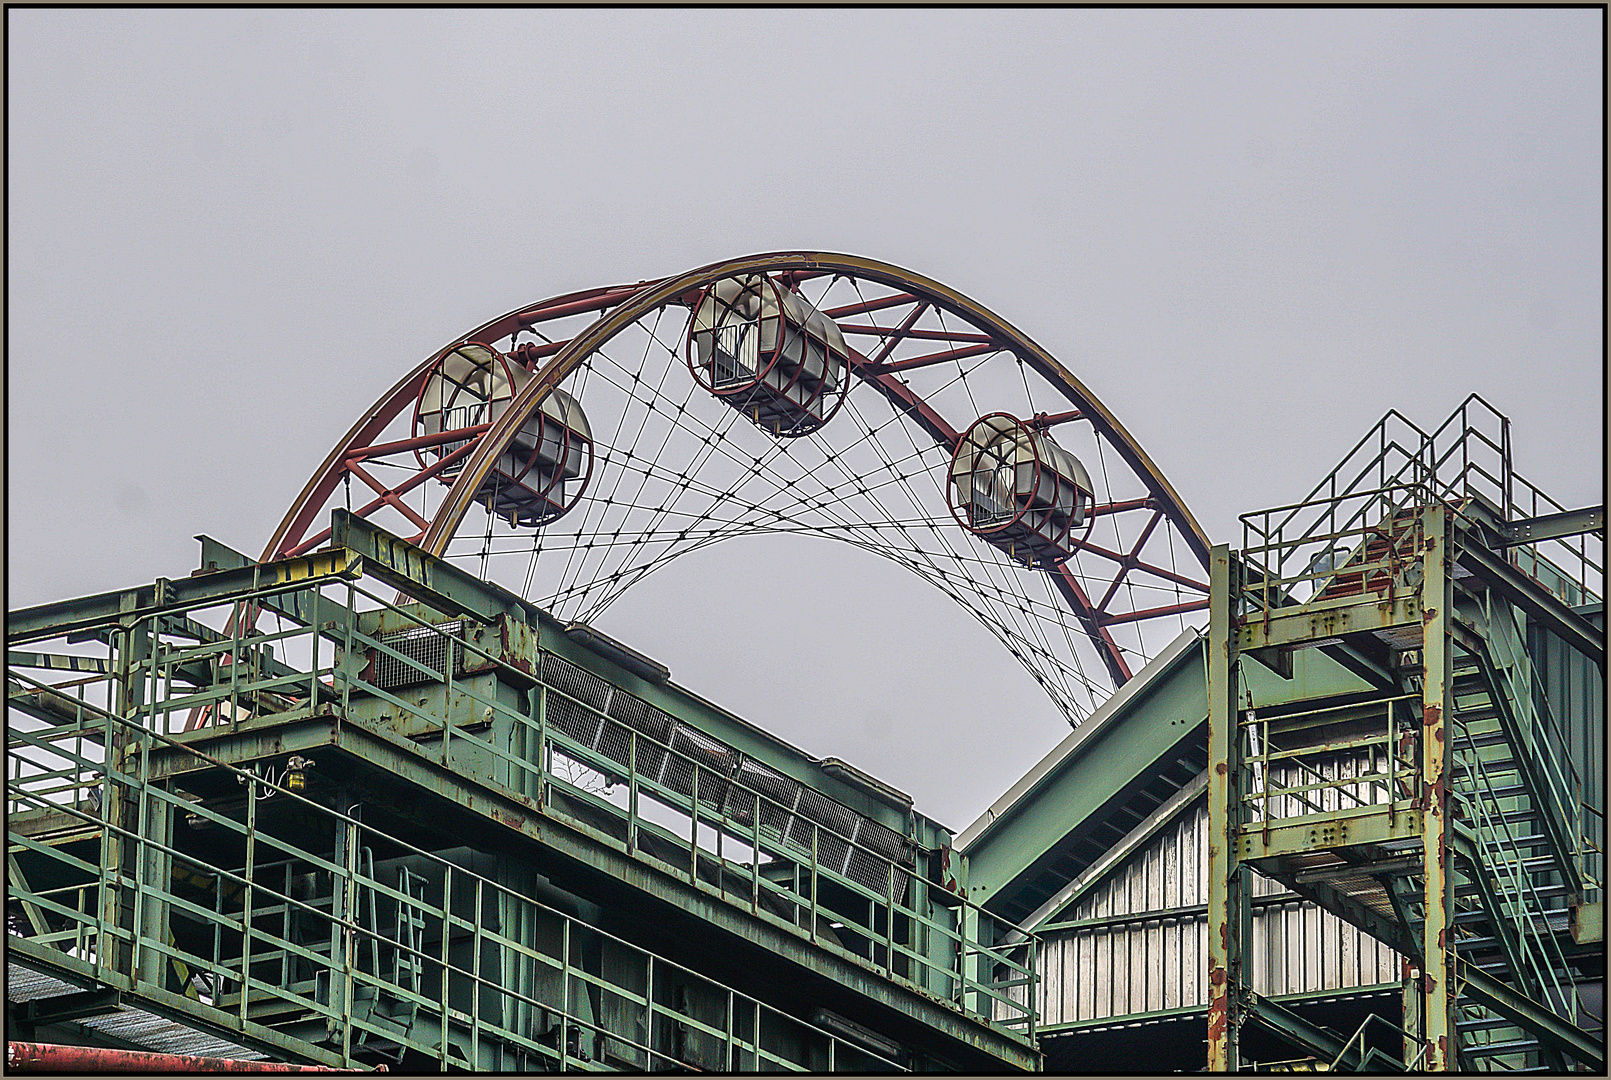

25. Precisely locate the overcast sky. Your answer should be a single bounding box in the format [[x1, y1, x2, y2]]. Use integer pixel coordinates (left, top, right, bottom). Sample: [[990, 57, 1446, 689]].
[[8, 9, 1603, 830]]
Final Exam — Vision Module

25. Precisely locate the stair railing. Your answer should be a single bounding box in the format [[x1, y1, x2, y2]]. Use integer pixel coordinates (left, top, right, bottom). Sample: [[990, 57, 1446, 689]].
[[1453, 715, 1576, 1024], [1481, 596, 1586, 894], [1454, 685, 1586, 1041], [1326, 1011, 1411, 1072]]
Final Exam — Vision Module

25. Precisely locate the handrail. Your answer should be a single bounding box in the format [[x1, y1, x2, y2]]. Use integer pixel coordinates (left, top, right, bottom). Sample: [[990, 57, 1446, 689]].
[[1238, 396, 1602, 615], [1326, 1011, 1410, 1072], [6, 567, 1040, 1061], [6, 683, 910, 1072]]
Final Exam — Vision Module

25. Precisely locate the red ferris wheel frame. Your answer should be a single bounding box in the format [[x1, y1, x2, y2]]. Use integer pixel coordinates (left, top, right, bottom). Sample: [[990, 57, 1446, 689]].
[[263, 252, 1212, 690]]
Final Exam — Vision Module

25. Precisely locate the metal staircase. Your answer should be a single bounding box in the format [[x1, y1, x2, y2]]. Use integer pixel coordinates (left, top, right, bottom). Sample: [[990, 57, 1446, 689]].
[[1205, 396, 1604, 1072]]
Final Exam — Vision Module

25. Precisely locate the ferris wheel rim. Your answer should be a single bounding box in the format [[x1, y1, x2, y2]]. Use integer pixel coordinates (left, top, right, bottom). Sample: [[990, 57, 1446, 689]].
[[263, 250, 1213, 694]]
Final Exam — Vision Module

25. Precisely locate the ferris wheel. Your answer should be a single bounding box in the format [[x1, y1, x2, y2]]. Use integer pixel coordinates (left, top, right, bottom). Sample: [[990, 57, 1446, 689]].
[[257, 252, 1212, 727]]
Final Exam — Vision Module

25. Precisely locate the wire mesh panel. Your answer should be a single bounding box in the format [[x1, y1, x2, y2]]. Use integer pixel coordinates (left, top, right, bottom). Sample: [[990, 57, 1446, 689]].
[[372, 621, 464, 691]]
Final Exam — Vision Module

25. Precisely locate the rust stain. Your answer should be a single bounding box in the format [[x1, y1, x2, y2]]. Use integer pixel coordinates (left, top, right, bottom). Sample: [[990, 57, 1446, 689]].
[[1206, 965, 1230, 1041], [1215, 761, 1228, 775], [1423, 703, 1441, 728], [1422, 606, 1438, 624]]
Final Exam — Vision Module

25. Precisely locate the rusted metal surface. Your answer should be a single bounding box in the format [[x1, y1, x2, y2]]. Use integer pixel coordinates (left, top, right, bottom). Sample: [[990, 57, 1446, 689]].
[[1418, 502, 1453, 1070], [7, 547, 1038, 1072], [6, 1042, 383, 1073], [1206, 543, 1242, 1071]]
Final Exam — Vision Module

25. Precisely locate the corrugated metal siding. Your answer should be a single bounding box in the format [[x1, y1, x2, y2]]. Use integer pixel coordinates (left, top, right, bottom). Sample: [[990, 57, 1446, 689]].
[[1034, 801, 1400, 1026], [1527, 606, 1604, 902]]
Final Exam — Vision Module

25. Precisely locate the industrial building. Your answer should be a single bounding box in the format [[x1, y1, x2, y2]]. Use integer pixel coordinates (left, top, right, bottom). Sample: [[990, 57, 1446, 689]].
[[7, 253, 1603, 1072]]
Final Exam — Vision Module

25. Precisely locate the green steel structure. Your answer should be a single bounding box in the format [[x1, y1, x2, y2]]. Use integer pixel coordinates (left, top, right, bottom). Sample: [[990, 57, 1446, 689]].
[[7, 390, 1600, 1075], [1206, 396, 1604, 1072], [6, 509, 1039, 1072], [956, 397, 1603, 1073]]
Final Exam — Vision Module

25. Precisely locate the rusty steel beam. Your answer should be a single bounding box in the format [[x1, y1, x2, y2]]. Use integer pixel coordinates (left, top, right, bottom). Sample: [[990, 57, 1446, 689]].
[[1027, 408, 1086, 429], [1420, 502, 1454, 1070], [285, 437, 482, 558], [1088, 496, 1155, 518], [1096, 509, 1166, 612], [843, 344, 961, 449], [1206, 544, 1245, 1072], [865, 301, 931, 368], [344, 422, 493, 462], [343, 462, 433, 534], [1066, 536, 1211, 593], [1097, 597, 1211, 627], [821, 291, 919, 320], [5, 1042, 383, 1074], [509, 338, 571, 365], [263, 364, 434, 561], [1051, 564, 1133, 686]]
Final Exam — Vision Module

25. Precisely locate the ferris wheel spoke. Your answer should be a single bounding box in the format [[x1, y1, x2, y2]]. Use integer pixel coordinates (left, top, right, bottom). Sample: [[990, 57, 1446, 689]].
[[266, 253, 1216, 730]]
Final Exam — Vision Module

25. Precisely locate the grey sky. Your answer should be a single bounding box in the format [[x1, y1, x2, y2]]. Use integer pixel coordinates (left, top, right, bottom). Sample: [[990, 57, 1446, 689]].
[[7, 9, 1603, 828]]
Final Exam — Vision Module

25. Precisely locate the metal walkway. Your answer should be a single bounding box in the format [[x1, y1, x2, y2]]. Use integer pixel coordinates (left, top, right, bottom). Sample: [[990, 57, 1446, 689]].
[[7, 512, 1040, 1072]]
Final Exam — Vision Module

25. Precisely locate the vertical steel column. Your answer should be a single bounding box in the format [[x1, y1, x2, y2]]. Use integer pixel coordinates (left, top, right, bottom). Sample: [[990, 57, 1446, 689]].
[[108, 621, 150, 979], [329, 811, 355, 1059], [471, 877, 483, 1070], [439, 866, 453, 1070], [240, 778, 257, 1030], [1401, 958, 1423, 1067], [1207, 543, 1245, 1072], [1420, 503, 1454, 1070]]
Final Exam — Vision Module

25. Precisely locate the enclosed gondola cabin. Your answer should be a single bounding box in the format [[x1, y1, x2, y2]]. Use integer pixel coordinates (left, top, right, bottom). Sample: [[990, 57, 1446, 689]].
[[948, 413, 1093, 567], [686, 274, 850, 436], [415, 342, 593, 527]]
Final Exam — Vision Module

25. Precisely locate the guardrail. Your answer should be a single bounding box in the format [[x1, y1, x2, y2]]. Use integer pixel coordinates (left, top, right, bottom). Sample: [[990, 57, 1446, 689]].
[[7, 566, 1039, 1065], [7, 693, 907, 1070], [1239, 395, 1602, 621], [1238, 696, 1420, 827]]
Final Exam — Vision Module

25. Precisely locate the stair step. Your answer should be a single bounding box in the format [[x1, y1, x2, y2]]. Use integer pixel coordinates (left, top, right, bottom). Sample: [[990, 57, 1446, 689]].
[[1459, 1038, 1540, 1058], [1480, 854, 1559, 874], [1456, 880, 1568, 901], [1457, 1013, 1527, 1033], [1459, 783, 1529, 800], [1477, 833, 1550, 849], [1454, 729, 1511, 750]]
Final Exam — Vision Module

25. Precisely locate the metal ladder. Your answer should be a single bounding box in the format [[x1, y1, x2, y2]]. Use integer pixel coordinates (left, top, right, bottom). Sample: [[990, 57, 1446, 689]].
[[391, 866, 430, 1024]]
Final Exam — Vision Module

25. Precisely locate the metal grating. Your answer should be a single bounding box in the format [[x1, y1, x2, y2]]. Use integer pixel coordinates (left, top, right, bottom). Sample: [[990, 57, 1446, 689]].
[[7, 961, 267, 1060], [372, 620, 465, 691]]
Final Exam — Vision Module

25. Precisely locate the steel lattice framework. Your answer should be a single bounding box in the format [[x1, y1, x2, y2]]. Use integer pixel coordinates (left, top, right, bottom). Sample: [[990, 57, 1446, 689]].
[[255, 253, 1214, 727]]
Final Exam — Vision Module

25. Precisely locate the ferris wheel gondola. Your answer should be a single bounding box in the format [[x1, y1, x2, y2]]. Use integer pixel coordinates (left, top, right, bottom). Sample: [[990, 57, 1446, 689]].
[[244, 252, 1213, 730]]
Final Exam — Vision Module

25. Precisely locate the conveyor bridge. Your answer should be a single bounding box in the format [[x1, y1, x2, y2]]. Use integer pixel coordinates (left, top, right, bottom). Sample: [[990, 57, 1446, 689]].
[[6, 510, 1040, 1072]]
